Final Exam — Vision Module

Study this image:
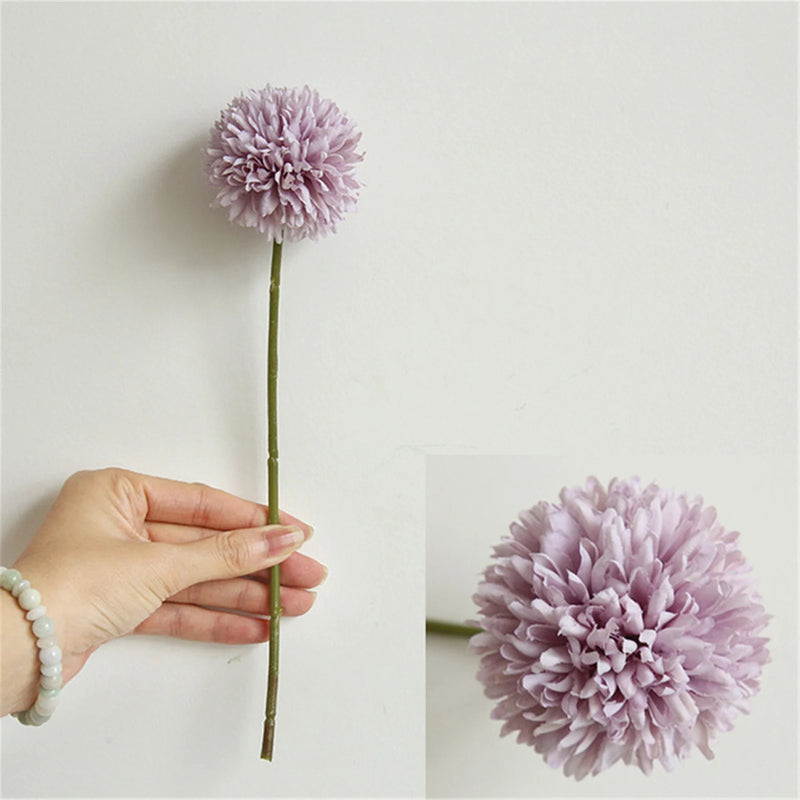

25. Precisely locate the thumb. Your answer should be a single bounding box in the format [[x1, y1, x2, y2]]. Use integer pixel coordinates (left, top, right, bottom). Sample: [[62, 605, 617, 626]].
[[163, 524, 310, 593]]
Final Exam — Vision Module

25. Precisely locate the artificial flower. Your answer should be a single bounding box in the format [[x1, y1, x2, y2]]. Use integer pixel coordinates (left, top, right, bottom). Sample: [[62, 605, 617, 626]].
[[472, 477, 770, 779], [207, 85, 362, 243], [206, 84, 362, 760]]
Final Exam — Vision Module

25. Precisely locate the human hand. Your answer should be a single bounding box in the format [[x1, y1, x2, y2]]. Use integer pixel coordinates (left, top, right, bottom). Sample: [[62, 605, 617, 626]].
[[1, 468, 324, 716]]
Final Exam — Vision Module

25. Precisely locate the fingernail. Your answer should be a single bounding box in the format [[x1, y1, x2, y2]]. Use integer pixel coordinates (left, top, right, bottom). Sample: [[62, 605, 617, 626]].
[[320, 565, 329, 583], [269, 525, 306, 554]]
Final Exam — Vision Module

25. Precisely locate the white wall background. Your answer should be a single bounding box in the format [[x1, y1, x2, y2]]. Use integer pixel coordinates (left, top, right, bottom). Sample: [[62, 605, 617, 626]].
[[1, 2, 795, 799]]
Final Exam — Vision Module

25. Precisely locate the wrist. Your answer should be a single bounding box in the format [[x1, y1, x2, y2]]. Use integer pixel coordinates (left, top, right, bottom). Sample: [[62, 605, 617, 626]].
[[0, 586, 39, 716]]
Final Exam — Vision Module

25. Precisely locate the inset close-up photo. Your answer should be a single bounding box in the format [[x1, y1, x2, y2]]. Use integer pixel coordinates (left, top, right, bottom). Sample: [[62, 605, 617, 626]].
[[426, 456, 796, 797]]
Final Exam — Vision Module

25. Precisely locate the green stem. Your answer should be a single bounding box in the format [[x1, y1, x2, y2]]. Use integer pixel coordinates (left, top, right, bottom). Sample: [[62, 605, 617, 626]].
[[425, 619, 481, 638], [261, 239, 283, 761]]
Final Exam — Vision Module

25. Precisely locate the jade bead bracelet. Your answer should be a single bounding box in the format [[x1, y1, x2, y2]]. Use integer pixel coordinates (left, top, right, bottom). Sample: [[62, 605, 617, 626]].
[[0, 566, 63, 725]]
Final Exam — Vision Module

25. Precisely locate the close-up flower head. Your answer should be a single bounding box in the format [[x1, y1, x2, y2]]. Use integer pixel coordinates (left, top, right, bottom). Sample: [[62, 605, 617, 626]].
[[472, 477, 770, 780]]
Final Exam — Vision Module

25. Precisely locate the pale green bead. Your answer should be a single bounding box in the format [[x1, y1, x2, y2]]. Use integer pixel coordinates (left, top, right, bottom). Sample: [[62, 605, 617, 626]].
[[39, 673, 62, 690], [0, 569, 22, 591], [26, 708, 50, 726], [40, 662, 62, 677], [36, 635, 58, 649], [18, 587, 41, 610], [32, 616, 54, 638], [34, 693, 59, 714], [38, 645, 61, 667], [26, 605, 46, 621], [39, 687, 60, 698], [11, 579, 31, 598]]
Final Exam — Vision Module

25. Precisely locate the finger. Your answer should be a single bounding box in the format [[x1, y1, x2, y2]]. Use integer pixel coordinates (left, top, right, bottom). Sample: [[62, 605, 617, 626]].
[[134, 604, 271, 644], [144, 510, 312, 544], [131, 471, 271, 529], [249, 551, 327, 589], [145, 521, 322, 586], [160, 524, 312, 595], [169, 579, 316, 617]]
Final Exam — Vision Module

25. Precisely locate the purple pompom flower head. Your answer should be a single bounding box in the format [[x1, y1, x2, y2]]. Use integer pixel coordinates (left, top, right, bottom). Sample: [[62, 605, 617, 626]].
[[206, 85, 362, 242], [472, 477, 769, 780]]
